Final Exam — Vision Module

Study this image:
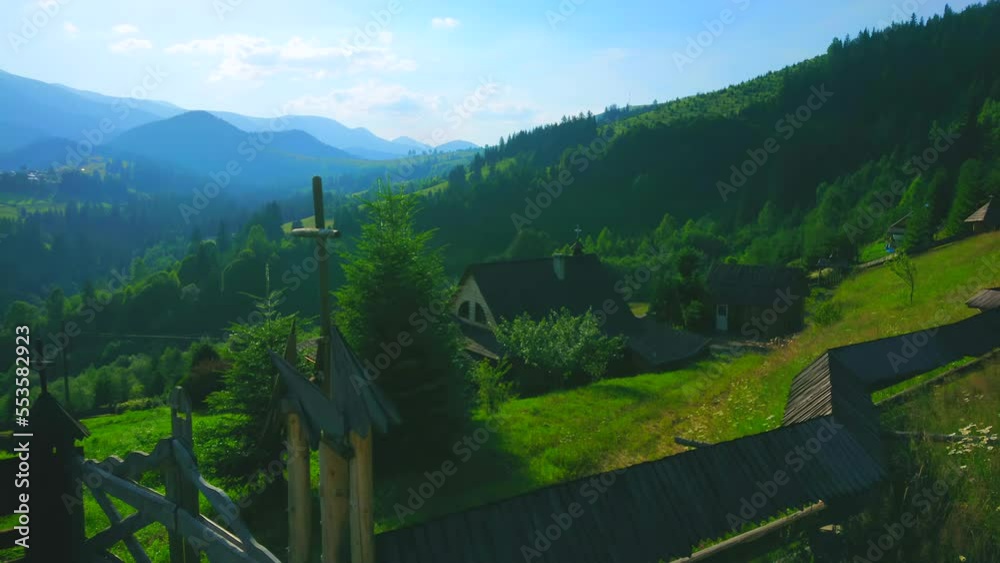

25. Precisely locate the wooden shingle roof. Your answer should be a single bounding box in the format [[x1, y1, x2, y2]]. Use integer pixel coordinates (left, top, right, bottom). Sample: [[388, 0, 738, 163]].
[[964, 199, 996, 223], [376, 415, 883, 563], [966, 288, 1000, 311]]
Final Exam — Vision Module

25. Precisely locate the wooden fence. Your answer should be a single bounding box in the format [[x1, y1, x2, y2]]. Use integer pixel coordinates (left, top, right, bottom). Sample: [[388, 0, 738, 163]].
[[8, 388, 279, 563]]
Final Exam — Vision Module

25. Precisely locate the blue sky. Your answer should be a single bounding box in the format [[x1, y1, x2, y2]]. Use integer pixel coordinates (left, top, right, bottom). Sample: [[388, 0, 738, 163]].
[[1, 0, 976, 146]]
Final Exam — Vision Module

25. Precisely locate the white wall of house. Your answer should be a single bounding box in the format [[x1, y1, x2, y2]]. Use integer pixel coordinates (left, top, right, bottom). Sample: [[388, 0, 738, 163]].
[[453, 276, 495, 327]]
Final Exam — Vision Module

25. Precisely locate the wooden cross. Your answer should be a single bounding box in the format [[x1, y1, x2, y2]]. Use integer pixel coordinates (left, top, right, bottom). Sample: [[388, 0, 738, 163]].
[[574, 224, 583, 239], [293, 177, 352, 563]]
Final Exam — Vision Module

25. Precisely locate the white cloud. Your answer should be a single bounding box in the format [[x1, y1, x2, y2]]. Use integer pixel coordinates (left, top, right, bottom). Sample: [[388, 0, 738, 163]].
[[431, 17, 461, 30], [283, 81, 443, 122], [165, 34, 416, 82], [112, 24, 140, 35], [109, 37, 153, 54], [63, 21, 79, 37]]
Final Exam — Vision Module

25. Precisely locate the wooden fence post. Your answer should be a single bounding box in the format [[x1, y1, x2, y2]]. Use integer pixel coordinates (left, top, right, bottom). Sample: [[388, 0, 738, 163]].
[[349, 430, 375, 563], [284, 325, 313, 563], [28, 393, 88, 562], [165, 387, 199, 563]]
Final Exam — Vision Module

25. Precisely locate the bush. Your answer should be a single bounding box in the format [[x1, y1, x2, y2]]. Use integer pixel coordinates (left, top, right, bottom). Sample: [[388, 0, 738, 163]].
[[470, 359, 516, 415], [810, 298, 844, 326], [495, 307, 625, 392], [114, 397, 164, 414]]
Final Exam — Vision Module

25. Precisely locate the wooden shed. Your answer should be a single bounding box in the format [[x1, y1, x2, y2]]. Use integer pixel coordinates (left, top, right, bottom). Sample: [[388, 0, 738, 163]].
[[705, 263, 807, 337]]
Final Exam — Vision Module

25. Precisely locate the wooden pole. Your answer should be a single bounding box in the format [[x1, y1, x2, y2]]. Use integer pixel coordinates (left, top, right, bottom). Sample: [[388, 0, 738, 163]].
[[305, 176, 351, 563], [349, 431, 375, 563], [284, 324, 312, 563], [165, 387, 199, 563]]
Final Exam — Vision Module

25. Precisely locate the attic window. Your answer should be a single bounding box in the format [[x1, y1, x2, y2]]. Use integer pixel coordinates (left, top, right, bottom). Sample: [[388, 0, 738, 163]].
[[474, 303, 487, 324], [458, 301, 471, 319]]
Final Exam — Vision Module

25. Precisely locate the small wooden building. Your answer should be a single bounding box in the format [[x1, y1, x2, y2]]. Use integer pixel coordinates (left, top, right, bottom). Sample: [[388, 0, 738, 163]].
[[885, 212, 911, 251], [705, 263, 807, 337], [452, 252, 709, 372], [964, 198, 999, 233]]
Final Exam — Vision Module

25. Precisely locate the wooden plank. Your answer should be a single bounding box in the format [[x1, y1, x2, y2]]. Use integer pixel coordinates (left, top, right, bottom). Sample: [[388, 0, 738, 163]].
[[171, 439, 277, 561], [82, 462, 177, 527], [349, 430, 375, 563], [85, 511, 155, 555], [95, 439, 172, 481], [319, 439, 350, 563], [287, 411, 313, 563], [90, 486, 152, 563], [176, 510, 264, 563]]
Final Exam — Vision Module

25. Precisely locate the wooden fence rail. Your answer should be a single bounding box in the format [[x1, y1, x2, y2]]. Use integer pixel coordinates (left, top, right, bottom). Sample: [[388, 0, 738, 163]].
[[68, 387, 280, 563]]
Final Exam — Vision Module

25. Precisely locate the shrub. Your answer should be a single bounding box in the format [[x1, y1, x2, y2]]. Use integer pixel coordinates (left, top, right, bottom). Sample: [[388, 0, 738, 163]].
[[470, 359, 517, 415], [114, 397, 164, 414], [495, 307, 625, 391], [810, 299, 844, 326]]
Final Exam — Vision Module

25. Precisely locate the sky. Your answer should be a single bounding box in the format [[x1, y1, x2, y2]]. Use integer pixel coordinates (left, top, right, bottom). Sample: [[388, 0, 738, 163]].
[[0, 0, 977, 146]]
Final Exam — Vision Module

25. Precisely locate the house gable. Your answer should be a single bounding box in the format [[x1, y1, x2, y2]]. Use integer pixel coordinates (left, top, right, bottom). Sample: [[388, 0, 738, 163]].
[[453, 274, 494, 327]]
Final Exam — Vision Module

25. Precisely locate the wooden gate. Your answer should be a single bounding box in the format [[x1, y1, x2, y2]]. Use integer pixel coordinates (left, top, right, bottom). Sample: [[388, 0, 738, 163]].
[[77, 387, 279, 563]]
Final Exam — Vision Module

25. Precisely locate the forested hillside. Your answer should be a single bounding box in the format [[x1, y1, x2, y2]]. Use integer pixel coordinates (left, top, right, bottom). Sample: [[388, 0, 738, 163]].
[[397, 3, 1000, 274]]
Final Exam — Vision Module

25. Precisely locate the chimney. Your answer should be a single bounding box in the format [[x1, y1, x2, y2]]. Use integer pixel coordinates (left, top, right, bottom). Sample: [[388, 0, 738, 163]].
[[553, 254, 566, 281]]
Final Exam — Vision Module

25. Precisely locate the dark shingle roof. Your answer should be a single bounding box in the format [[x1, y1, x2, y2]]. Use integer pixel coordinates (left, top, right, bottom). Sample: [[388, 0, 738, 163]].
[[707, 263, 807, 306], [465, 254, 634, 334], [376, 415, 882, 563]]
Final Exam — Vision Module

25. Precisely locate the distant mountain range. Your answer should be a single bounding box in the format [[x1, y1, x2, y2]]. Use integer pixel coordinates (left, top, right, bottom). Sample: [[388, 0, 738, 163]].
[[0, 69, 478, 169]]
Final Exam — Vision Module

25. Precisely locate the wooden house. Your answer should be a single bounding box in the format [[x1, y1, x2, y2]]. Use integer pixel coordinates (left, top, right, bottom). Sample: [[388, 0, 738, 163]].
[[705, 263, 808, 337], [964, 198, 998, 233], [885, 212, 911, 251], [452, 251, 709, 372]]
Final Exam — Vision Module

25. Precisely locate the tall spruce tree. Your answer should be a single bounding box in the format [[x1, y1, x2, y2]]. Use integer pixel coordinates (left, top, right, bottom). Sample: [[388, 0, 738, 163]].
[[335, 181, 466, 466]]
